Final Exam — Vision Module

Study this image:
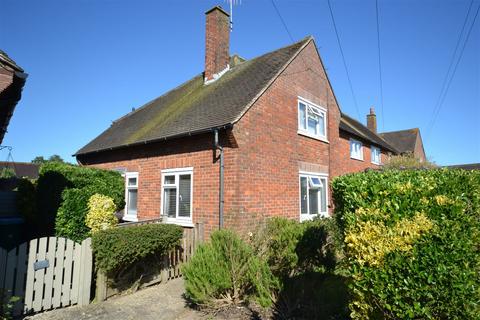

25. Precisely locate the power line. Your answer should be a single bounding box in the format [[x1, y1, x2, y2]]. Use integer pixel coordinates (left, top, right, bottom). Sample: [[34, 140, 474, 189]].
[[327, 0, 361, 120], [270, 0, 295, 43], [375, 0, 385, 131], [426, 0, 476, 137]]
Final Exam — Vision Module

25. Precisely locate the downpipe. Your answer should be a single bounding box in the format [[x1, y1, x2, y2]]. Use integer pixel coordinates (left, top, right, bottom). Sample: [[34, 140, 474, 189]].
[[214, 129, 224, 229]]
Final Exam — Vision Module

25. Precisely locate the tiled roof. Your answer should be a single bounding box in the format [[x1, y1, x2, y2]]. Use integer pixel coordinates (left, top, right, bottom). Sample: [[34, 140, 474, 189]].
[[445, 163, 480, 170], [0, 162, 39, 179], [0, 50, 24, 73], [380, 128, 420, 154], [76, 37, 311, 155], [340, 113, 398, 153]]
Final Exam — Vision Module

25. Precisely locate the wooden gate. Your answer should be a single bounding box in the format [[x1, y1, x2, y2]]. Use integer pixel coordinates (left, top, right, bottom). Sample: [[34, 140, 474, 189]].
[[0, 237, 92, 316]]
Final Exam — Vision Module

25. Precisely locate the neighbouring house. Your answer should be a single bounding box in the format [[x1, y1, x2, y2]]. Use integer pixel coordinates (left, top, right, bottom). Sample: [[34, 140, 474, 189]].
[[76, 6, 420, 237], [0, 161, 39, 179], [379, 126, 426, 162], [0, 50, 27, 144], [445, 163, 480, 170]]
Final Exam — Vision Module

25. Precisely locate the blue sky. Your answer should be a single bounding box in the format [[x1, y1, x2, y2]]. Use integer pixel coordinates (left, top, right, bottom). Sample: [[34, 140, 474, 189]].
[[1, 0, 479, 165]]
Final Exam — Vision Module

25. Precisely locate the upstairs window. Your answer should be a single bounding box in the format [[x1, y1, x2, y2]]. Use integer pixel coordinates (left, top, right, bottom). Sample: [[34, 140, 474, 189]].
[[161, 168, 193, 225], [371, 146, 381, 165], [350, 139, 363, 160], [300, 173, 328, 221], [298, 98, 327, 140], [124, 172, 138, 221]]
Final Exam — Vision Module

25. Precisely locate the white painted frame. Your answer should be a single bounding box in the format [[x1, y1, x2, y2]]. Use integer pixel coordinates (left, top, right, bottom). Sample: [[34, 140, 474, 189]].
[[161, 167, 194, 227], [371, 146, 381, 165], [350, 138, 364, 161], [123, 172, 138, 222], [297, 96, 328, 142], [299, 171, 329, 221]]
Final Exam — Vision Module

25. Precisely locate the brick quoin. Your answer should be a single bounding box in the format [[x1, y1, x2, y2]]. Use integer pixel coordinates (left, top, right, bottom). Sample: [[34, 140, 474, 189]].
[[78, 40, 386, 238]]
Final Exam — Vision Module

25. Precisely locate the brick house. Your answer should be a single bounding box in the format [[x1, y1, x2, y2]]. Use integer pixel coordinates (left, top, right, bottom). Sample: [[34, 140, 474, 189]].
[[76, 6, 411, 236]]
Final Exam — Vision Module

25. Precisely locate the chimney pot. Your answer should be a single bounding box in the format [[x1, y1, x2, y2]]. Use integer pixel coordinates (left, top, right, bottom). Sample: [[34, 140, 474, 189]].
[[204, 6, 230, 84], [367, 106, 377, 133]]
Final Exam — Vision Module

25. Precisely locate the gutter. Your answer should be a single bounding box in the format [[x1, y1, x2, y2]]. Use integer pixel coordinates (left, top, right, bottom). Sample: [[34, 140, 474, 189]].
[[74, 124, 234, 157]]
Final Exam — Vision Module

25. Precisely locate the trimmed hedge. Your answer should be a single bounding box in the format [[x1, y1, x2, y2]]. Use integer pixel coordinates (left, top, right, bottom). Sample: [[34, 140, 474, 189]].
[[32, 162, 124, 239], [332, 169, 480, 319], [91, 223, 183, 275]]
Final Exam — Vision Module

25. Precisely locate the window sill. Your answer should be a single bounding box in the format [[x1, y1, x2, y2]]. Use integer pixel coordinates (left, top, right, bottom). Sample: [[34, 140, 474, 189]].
[[300, 213, 329, 222], [297, 130, 329, 143], [371, 161, 381, 165], [164, 218, 194, 228], [122, 215, 138, 222], [350, 156, 364, 162]]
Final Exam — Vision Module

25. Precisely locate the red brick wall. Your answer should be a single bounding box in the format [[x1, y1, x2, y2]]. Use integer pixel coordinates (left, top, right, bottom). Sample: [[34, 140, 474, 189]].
[[78, 40, 387, 237]]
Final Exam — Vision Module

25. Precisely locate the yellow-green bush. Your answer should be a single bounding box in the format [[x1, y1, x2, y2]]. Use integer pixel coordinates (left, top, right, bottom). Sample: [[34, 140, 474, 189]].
[[332, 169, 480, 319], [85, 194, 118, 233]]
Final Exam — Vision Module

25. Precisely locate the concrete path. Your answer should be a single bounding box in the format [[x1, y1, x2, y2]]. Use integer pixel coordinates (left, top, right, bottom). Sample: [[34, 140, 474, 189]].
[[25, 278, 205, 320]]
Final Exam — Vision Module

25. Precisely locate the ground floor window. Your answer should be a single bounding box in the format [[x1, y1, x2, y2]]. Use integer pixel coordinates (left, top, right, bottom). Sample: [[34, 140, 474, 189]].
[[161, 167, 193, 225], [123, 172, 138, 222], [299, 172, 328, 221]]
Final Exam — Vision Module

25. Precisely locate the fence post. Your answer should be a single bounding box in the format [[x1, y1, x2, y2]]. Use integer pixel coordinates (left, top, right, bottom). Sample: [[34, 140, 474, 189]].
[[96, 271, 107, 302]]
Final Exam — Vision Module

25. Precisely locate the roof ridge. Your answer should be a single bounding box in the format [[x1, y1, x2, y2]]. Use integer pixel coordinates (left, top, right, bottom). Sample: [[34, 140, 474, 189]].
[[380, 127, 420, 135]]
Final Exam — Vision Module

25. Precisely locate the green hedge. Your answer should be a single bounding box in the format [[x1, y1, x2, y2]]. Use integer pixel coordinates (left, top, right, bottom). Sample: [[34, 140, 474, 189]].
[[332, 169, 480, 319], [91, 223, 183, 275], [31, 162, 124, 238]]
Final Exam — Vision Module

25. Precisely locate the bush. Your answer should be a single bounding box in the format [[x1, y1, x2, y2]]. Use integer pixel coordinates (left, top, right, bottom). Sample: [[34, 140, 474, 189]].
[[383, 153, 436, 170], [85, 194, 118, 233], [16, 179, 36, 224], [182, 229, 278, 308], [252, 217, 342, 279], [31, 162, 124, 239], [332, 169, 480, 319], [91, 223, 183, 275]]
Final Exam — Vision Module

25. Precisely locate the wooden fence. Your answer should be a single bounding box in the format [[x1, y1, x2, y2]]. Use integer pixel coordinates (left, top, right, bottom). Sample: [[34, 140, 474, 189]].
[[0, 237, 92, 316], [96, 221, 204, 301]]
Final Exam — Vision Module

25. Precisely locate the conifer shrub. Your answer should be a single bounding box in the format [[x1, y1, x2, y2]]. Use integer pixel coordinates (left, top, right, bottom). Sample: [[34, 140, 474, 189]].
[[332, 168, 480, 320], [182, 229, 278, 308]]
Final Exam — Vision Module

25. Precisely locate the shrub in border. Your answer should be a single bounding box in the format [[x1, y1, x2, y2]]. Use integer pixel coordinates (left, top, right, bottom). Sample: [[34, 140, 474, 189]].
[[85, 194, 118, 234], [182, 229, 278, 308], [91, 223, 183, 275]]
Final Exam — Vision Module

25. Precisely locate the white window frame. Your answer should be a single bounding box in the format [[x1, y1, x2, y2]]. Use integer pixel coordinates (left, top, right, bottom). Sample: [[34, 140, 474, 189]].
[[297, 97, 328, 142], [371, 146, 381, 165], [299, 171, 329, 221], [350, 138, 364, 161], [161, 167, 194, 227], [123, 172, 139, 222]]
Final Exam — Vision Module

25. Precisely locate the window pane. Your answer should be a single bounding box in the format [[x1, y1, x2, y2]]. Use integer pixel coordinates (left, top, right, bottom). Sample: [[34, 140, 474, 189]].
[[300, 177, 308, 214], [309, 188, 319, 215], [320, 179, 327, 213], [298, 103, 306, 130], [164, 175, 175, 184], [319, 114, 325, 136], [163, 188, 177, 218], [127, 189, 137, 215], [128, 177, 137, 186], [308, 116, 319, 135], [178, 174, 191, 217]]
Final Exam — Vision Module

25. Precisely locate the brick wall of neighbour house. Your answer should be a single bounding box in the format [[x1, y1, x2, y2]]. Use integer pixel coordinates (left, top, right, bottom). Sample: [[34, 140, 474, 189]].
[[414, 133, 427, 162], [329, 132, 384, 178], [79, 41, 389, 238]]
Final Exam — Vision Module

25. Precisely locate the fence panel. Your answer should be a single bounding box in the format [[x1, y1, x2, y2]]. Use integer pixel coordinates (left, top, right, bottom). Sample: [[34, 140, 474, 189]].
[[0, 236, 92, 316]]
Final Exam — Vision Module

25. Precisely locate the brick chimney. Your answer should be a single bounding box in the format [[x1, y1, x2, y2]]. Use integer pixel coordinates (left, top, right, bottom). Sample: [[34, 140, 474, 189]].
[[204, 6, 230, 84], [367, 107, 377, 133]]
